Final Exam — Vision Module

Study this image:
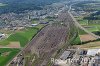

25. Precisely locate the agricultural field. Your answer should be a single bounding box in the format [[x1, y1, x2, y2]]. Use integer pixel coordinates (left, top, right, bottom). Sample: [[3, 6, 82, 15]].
[[79, 34, 96, 42], [0, 24, 45, 66], [84, 25, 99, 32], [0, 27, 38, 47], [0, 13, 48, 65], [72, 1, 100, 50], [73, 28, 100, 49], [76, 41, 100, 49], [82, 21, 100, 32], [76, 17, 88, 25], [0, 25, 44, 47], [74, 0, 100, 33], [75, 17, 100, 49], [78, 0, 100, 33], [76, 17, 100, 33], [0, 48, 20, 66], [78, 19, 88, 25]]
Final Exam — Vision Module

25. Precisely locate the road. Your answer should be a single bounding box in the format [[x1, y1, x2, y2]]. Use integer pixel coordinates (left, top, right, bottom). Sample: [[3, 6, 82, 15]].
[[68, 3, 100, 39]]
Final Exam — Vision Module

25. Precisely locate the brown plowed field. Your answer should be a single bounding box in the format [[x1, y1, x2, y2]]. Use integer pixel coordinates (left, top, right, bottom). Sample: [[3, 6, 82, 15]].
[[79, 34, 96, 42]]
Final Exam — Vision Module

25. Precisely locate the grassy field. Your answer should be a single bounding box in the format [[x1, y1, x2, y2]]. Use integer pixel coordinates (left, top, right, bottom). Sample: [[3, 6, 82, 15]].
[[0, 24, 45, 47], [88, 24, 100, 31], [0, 27, 38, 47], [32, 20, 39, 24], [0, 48, 20, 66], [76, 17, 88, 25], [77, 19, 88, 25], [0, 24, 45, 66], [86, 26, 99, 32], [72, 34, 81, 45], [76, 17, 100, 32], [84, 24, 100, 32], [78, 28, 87, 35]]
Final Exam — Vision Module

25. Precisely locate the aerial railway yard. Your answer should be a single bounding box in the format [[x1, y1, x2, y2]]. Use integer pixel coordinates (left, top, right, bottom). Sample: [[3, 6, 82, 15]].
[[4, 1, 100, 66], [8, 11, 76, 66]]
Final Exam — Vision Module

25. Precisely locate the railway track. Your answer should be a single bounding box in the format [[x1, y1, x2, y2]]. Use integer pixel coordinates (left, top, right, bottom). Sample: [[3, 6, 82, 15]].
[[7, 4, 78, 66], [8, 2, 100, 66], [8, 11, 76, 66], [6, 2, 100, 66]]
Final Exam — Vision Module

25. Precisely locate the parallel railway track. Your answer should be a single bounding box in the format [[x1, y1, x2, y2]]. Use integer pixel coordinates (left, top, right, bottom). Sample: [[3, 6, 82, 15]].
[[8, 8, 76, 66]]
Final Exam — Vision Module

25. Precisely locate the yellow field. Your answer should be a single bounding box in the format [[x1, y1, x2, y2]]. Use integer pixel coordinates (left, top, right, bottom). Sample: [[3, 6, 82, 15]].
[[75, 41, 100, 49]]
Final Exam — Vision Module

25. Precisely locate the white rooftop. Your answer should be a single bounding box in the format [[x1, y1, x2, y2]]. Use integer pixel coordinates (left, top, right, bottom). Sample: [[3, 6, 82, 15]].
[[87, 49, 100, 56]]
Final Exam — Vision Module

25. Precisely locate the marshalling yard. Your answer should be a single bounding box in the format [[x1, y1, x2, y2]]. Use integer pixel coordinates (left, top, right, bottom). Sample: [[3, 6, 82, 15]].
[[0, 0, 100, 66], [8, 9, 76, 66], [7, 3, 100, 66]]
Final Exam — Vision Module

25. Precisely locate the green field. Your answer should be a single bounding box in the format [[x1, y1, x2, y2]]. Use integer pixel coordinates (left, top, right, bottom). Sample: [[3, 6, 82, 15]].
[[0, 27, 38, 47], [76, 17, 100, 32], [0, 24, 45, 66], [77, 19, 88, 25], [86, 26, 99, 32], [0, 25, 45, 47], [84, 23, 100, 32], [78, 28, 87, 35], [71, 34, 81, 45], [76, 17, 88, 25], [0, 48, 20, 66], [32, 20, 39, 24]]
